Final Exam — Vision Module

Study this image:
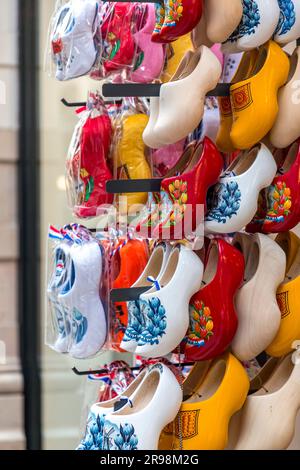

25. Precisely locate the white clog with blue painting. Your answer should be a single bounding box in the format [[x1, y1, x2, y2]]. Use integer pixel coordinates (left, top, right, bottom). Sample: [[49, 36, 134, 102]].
[[50, 0, 99, 80], [222, 0, 280, 52], [205, 143, 277, 234], [121, 242, 172, 353], [58, 241, 106, 358], [133, 244, 204, 358], [274, 0, 300, 45], [77, 363, 182, 450], [47, 243, 73, 353]]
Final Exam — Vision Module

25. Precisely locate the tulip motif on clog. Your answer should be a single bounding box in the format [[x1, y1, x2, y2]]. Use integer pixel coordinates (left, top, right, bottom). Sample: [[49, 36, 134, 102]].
[[183, 238, 244, 362], [247, 141, 300, 234]]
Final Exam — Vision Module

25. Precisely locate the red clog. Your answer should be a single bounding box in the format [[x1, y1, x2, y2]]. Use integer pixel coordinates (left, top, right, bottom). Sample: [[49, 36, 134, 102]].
[[111, 239, 149, 352], [152, 0, 203, 43], [73, 107, 113, 219], [183, 238, 244, 361], [102, 3, 136, 74], [152, 137, 224, 240], [246, 140, 300, 234]]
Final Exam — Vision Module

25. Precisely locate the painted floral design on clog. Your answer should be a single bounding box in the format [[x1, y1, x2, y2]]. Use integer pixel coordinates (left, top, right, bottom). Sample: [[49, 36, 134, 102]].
[[122, 300, 145, 343], [275, 0, 296, 36], [77, 412, 138, 450], [186, 300, 214, 348], [264, 181, 292, 225], [153, 4, 166, 34], [138, 297, 167, 346], [227, 0, 261, 43], [71, 308, 88, 344], [160, 179, 188, 228], [164, 0, 184, 27], [206, 181, 242, 224]]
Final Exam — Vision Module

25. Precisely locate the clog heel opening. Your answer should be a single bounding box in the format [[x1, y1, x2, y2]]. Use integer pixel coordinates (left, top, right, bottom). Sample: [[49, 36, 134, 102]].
[[202, 243, 218, 286], [185, 360, 226, 403], [243, 242, 259, 284], [116, 371, 160, 415], [158, 248, 179, 288], [276, 142, 299, 175], [136, 246, 165, 288], [225, 146, 259, 176], [254, 355, 294, 396]]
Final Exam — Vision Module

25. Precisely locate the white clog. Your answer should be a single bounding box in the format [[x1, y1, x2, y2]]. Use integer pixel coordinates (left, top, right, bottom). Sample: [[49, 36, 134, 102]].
[[232, 232, 286, 361], [58, 241, 106, 359], [134, 244, 204, 358], [47, 243, 73, 353], [205, 0, 243, 44], [274, 0, 300, 45], [222, 0, 280, 52], [142, 97, 162, 149], [205, 143, 277, 234], [77, 363, 182, 450], [50, 0, 99, 81], [143, 46, 222, 148], [270, 46, 300, 149], [232, 351, 300, 450], [121, 242, 172, 353]]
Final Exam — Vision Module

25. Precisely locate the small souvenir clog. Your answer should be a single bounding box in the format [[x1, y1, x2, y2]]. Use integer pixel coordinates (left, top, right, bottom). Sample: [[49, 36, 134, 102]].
[[159, 353, 249, 450], [266, 231, 300, 357], [270, 47, 300, 149], [205, 143, 277, 234], [183, 238, 244, 362], [232, 232, 286, 361], [117, 113, 152, 213], [57, 241, 107, 359], [78, 363, 183, 451], [131, 4, 165, 83], [230, 40, 290, 150], [152, 137, 223, 240], [133, 244, 204, 358], [232, 353, 300, 450], [247, 141, 300, 234]]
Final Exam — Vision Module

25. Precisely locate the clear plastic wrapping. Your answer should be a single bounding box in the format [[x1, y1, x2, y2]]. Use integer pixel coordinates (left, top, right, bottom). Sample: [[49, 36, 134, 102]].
[[46, 224, 109, 359], [66, 91, 114, 219]]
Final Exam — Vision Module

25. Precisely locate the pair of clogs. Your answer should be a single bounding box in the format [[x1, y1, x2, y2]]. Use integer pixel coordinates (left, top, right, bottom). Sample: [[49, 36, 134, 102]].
[[77, 363, 182, 450], [217, 41, 289, 151], [120, 242, 203, 358]]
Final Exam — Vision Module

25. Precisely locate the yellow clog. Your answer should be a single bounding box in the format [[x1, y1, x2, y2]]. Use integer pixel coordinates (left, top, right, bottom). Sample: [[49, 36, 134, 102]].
[[266, 231, 300, 357], [159, 353, 249, 450], [230, 40, 289, 150], [161, 34, 194, 83], [117, 113, 152, 213], [216, 50, 258, 153]]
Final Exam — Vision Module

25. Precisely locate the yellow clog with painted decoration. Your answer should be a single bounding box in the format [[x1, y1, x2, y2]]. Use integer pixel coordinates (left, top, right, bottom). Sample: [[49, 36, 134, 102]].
[[230, 41, 289, 150], [216, 50, 258, 153], [117, 113, 152, 213], [159, 352, 249, 450], [266, 231, 300, 357]]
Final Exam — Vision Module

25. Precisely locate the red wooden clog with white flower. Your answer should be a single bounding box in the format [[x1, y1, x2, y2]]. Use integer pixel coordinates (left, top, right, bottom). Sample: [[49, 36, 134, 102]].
[[183, 238, 244, 362]]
